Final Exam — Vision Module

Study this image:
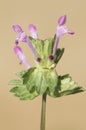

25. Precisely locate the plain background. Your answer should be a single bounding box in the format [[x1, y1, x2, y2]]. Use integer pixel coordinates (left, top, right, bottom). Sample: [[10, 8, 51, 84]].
[[0, 0, 86, 130]]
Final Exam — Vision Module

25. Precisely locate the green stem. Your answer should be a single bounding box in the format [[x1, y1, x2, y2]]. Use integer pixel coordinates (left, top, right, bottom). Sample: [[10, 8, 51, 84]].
[[40, 93, 47, 130]]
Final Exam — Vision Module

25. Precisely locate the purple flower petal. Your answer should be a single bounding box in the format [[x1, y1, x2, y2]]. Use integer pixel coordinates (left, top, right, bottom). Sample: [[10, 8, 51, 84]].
[[12, 25, 23, 33], [52, 16, 74, 55], [18, 32, 28, 42], [57, 25, 74, 37], [58, 15, 66, 26], [28, 24, 38, 39], [67, 29, 75, 35], [14, 45, 30, 69], [14, 45, 22, 53], [13, 24, 38, 57], [13, 25, 27, 44], [26, 37, 38, 57]]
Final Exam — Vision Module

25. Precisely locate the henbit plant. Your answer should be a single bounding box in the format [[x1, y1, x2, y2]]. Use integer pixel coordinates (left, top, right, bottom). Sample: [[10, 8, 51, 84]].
[[9, 15, 85, 130]]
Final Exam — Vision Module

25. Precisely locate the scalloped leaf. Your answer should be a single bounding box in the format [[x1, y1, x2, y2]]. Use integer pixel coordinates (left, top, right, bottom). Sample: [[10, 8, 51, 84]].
[[9, 67, 85, 100], [16, 70, 28, 78], [10, 84, 38, 100], [22, 67, 58, 95], [9, 68, 39, 100], [59, 75, 85, 96], [23, 68, 49, 94], [48, 74, 85, 97], [35, 69, 58, 94], [29, 36, 54, 59]]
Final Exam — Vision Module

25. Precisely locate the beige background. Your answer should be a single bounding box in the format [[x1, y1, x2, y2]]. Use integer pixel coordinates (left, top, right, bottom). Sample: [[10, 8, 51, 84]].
[[0, 0, 86, 130]]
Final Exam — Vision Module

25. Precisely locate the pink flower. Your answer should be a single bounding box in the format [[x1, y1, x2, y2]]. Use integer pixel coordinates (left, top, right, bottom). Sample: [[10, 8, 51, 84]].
[[52, 15, 74, 55], [12, 25, 27, 44], [58, 15, 66, 25], [14, 45, 30, 69], [28, 24, 38, 39], [12, 25, 38, 57]]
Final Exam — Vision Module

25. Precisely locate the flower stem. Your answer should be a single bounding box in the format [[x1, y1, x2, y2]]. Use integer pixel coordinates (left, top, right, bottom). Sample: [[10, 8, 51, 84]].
[[40, 93, 47, 130]]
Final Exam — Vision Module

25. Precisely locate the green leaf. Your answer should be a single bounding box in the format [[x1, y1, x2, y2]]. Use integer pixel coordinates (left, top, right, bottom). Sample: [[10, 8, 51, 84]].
[[29, 37, 44, 58], [16, 70, 28, 78], [23, 68, 47, 95], [54, 48, 65, 64], [29, 36, 55, 59], [8, 79, 22, 86], [59, 75, 85, 96], [9, 67, 39, 100], [10, 87, 18, 93], [35, 69, 58, 94], [43, 38, 54, 58], [9, 67, 85, 100], [46, 70, 58, 92], [22, 67, 58, 95], [23, 67, 36, 84], [10, 85, 38, 100], [35, 69, 52, 94], [48, 74, 85, 97]]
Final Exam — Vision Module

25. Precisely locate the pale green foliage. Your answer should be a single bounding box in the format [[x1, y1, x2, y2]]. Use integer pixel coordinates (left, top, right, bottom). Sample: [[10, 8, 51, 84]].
[[9, 68, 84, 100], [29, 37, 54, 59], [48, 74, 84, 97], [29, 37, 56, 68], [23, 67, 58, 95], [9, 37, 85, 100], [9, 73, 38, 100]]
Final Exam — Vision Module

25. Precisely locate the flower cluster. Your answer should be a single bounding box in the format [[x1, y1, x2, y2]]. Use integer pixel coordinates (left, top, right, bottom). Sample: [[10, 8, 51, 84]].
[[9, 15, 84, 100], [13, 15, 74, 69]]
